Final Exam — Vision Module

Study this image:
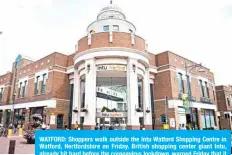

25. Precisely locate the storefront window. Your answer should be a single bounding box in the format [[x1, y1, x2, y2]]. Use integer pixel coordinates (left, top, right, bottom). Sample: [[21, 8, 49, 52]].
[[13, 108, 26, 127], [6, 110, 11, 125], [0, 110, 2, 124], [205, 110, 211, 128], [201, 114, 206, 129], [178, 107, 186, 125], [201, 109, 216, 129]]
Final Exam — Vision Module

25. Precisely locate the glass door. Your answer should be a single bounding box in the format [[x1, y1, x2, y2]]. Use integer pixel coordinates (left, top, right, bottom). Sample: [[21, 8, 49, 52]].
[[57, 114, 64, 129]]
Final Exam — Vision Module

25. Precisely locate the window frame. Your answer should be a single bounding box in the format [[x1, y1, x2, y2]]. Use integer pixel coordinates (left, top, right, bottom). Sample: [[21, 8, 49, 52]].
[[41, 74, 47, 94], [35, 76, 40, 95], [103, 25, 109, 31], [113, 25, 119, 31], [178, 73, 184, 93], [204, 82, 209, 98], [22, 80, 27, 97], [199, 80, 205, 97], [18, 82, 22, 98], [0, 88, 3, 100]]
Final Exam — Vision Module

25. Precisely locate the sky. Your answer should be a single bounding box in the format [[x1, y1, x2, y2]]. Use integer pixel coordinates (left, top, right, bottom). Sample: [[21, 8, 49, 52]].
[[0, 0, 232, 85]]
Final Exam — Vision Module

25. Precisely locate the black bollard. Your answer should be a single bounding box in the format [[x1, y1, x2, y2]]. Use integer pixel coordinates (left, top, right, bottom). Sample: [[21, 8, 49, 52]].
[[8, 140, 16, 154]]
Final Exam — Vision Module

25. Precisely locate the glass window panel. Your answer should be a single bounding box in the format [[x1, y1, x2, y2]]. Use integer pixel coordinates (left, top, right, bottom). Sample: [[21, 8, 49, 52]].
[[138, 79, 143, 109], [209, 110, 215, 127], [103, 25, 109, 31], [113, 25, 119, 31], [178, 73, 184, 93], [201, 114, 206, 129]]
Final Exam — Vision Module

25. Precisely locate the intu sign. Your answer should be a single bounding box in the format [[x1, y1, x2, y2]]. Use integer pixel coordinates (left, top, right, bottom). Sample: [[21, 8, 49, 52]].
[[96, 112, 127, 118], [96, 65, 126, 71]]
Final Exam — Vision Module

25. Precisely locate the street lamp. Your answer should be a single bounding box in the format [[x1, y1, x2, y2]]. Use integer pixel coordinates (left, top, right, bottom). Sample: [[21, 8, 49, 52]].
[[185, 62, 205, 130]]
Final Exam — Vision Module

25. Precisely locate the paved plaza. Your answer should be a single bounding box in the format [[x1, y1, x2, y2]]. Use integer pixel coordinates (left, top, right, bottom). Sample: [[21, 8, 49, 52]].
[[0, 137, 34, 154]]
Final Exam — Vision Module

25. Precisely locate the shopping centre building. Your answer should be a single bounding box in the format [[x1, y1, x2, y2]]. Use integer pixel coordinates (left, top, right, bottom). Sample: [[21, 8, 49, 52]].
[[0, 2, 219, 130]]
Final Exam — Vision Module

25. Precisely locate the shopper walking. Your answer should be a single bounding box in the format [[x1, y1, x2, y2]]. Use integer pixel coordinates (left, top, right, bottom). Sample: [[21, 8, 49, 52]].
[[74, 121, 79, 130]]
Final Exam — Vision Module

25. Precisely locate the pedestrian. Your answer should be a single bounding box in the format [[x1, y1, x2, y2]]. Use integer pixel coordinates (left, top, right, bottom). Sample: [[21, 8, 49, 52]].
[[182, 124, 187, 130], [64, 123, 68, 130], [95, 123, 99, 130], [46, 124, 50, 130], [74, 121, 79, 130], [179, 124, 182, 130], [41, 123, 46, 130], [109, 124, 114, 130]]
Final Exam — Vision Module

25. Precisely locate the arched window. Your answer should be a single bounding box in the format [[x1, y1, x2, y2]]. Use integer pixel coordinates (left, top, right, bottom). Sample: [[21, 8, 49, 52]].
[[138, 78, 143, 109]]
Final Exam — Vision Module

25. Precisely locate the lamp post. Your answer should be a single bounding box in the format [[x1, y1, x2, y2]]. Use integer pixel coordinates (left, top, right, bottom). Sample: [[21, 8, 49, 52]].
[[185, 62, 205, 130]]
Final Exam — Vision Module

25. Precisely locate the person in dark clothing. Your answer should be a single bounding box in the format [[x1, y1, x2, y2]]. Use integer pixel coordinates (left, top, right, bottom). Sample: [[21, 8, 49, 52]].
[[109, 124, 114, 130], [95, 123, 99, 130], [64, 123, 68, 130]]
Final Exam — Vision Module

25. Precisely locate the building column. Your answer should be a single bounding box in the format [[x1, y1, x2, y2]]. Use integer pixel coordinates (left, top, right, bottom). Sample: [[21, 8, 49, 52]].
[[83, 59, 96, 130], [197, 108, 202, 130], [127, 58, 140, 130], [143, 68, 152, 130], [72, 69, 80, 127], [174, 107, 179, 130]]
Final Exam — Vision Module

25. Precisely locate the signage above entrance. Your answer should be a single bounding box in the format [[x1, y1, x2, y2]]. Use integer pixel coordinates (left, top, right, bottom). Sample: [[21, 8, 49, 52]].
[[96, 112, 127, 118], [96, 65, 126, 71]]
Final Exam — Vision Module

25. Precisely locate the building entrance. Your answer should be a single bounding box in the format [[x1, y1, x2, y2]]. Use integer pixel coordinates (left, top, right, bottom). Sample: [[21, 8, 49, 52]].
[[96, 72, 128, 130]]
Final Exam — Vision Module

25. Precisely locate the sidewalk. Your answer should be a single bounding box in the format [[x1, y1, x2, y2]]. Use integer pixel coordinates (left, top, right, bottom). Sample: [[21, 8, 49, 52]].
[[0, 136, 34, 154]]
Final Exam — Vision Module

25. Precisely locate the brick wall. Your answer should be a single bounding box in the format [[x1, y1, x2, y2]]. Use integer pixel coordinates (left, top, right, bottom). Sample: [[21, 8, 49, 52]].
[[45, 100, 70, 129], [52, 72, 70, 100], [67, 53, 75, 67], [154, 71, 172, 99], [0, 72, 13, 104], [216, 86, 232, 111], [11, 52, 71, 104], [77, 32, 146, 53], [155, 51, 216, 103], [155, 51, 169, 67], [147, 52, 156, 66]]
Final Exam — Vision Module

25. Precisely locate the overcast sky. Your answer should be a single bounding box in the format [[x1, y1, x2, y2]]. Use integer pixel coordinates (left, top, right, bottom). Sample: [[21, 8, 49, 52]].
[[0, 0, 232, 85]]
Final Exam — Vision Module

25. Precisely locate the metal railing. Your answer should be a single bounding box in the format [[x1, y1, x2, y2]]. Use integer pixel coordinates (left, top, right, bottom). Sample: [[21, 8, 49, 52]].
[[200, 97, 214, 104]]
